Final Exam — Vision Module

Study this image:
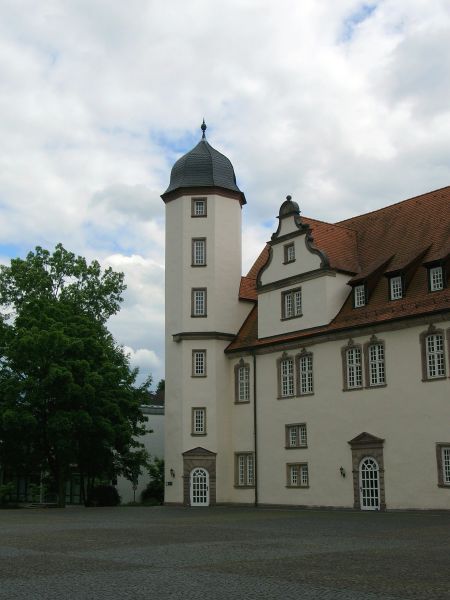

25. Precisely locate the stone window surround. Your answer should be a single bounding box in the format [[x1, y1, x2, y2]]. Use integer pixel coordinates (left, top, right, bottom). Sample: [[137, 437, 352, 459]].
[[191, 349, 207, 377], [191, 196, 207, 218], [295, 348, 314, 396], [363, 335, 387, 389], [182, 447, 216, 506], [348, 432, 386, 511], [281, 287, 303, 321], [283, 242, 296, 264], [341, 339, 363, 391], [191, 237, 207, 267], [419, 325, 447, 382], [277, 352, 295, 399], [285, 423, 308, 449], [191, 287, 207, 318], [286, 463, 309, 488], [234, 358, 251, 404], [436, 443, 450, 487], [191, 407, 207, 436], [234, 452, 255, 488]]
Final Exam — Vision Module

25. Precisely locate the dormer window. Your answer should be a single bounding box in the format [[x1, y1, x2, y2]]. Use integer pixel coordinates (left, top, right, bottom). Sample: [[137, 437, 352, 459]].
[[429, 265, 444, 291], [284, 243, 295, 264], [389, 275, 403, 300], [353, 284, 366, 308]]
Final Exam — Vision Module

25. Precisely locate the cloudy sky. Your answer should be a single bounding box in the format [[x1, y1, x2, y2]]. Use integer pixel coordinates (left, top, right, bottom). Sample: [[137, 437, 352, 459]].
[[1, 0, 449, 385]]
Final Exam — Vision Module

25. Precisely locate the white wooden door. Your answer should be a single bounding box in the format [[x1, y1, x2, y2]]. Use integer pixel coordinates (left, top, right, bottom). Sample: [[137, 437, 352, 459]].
[[359, 457, 380, 510], [190, 468, 209, 506]]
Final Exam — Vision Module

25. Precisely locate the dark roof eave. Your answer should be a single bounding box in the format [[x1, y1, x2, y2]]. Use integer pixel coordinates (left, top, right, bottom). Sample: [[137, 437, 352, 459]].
[[161, 185, 246, 205]]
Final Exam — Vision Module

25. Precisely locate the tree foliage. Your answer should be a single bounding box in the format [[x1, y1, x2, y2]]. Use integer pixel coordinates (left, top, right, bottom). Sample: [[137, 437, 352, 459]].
[[0, 244, 149, 506]]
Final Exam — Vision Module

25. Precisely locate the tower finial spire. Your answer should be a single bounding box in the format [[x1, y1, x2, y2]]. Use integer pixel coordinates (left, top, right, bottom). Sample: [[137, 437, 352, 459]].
[[201, 118, 207, 139]]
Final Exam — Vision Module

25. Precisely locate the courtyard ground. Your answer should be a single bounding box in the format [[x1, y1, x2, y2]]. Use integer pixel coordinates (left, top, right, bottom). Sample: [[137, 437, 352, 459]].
[[0, 505, 449, 599]]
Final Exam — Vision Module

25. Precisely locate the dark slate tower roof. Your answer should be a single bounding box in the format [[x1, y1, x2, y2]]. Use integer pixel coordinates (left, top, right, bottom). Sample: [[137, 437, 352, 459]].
[[161, 121, 246, 204]]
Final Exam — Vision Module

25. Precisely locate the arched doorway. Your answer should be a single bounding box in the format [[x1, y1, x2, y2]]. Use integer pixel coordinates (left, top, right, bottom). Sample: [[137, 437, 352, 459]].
[[359, 457, 380, 510], [190, 468, 209, 506]]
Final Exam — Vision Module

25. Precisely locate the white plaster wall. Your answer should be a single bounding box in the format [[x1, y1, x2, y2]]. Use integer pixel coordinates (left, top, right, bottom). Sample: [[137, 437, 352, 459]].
[[117, 409, 164, 504], [254, 320, 450, 510], [259, 234, 321, 286], [258, 272, 350, 339]]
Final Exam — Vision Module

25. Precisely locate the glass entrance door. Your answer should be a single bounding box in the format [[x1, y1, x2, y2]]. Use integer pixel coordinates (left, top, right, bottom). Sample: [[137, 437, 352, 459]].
[[190, 468, 209, 506], [359, 457, 380, 510]]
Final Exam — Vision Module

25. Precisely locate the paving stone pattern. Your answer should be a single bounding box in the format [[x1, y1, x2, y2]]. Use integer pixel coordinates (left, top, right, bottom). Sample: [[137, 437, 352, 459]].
[[0, 506, 449, 599]]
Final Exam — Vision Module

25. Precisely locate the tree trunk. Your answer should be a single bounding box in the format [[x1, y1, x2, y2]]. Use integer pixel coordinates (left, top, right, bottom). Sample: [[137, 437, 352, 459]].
[[57, 472, 66, 508]]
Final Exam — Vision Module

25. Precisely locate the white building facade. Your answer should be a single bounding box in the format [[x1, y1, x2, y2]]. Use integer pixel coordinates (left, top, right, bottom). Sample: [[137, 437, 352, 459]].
[[162, 123, 450, 510]]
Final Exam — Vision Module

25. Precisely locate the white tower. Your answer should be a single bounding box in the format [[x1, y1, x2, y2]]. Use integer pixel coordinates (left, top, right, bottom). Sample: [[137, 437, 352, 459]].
[[162, 122, 248, 505]]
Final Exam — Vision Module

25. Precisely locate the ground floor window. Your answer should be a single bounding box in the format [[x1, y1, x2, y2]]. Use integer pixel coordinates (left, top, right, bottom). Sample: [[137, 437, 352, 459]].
[[235, 453, 255, 487], [287, 463, 309, 487], [436, 444, 450, 486]]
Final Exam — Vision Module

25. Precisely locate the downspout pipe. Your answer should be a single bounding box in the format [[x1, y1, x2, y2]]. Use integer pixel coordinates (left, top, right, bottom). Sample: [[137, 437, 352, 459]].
[[252, 351, 258, 507]]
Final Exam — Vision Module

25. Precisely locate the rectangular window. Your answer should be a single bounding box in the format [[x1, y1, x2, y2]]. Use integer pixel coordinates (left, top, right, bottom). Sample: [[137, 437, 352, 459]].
[[280, 357, 294, 397], [443, 447, 450, 485], [286, 424, 307, 448], [192, 197, 207, 217], [282, 288, 302, 319], [426, 334, 445, 378], [284, 243, 295, 263], [192, 407, 206, 435], [191, 288, 207, 317], [390, 275, 403, 300], [368, 343, 385, 386], [299, 353, 313, 395], [429, 266, 444, 291], [192, 350, 206, 377], [192, 238, 206, 266], [236, 453, 254, 487], [346, 347, 362, 389], [287, 463, 309, 487], [237, 365, 250, 402], [354, 284, 366, 308]]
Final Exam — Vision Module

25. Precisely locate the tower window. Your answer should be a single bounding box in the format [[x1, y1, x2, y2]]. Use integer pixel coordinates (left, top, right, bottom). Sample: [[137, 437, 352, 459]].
[[192, 238, 206, 266], [192, 350, 207, 377], [191, 288, 207, 317], [191, 197, 207, 217], [192, 407, 206, 435]]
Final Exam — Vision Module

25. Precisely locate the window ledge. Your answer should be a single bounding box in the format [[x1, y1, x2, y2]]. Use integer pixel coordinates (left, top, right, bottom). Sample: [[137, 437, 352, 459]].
[[285, 485, 310, 489], [191, 314, 207, 318], [285, 446, 308, 450], [234, 400, 251, 405], [281, 314, 303, 321], [437, 484, 450, 488], [282, 259, 296, 265], [234, 485, 255, 489], [278, 395, 295, 400], [296, 392, 314, 398], [191, 433, 207, 437], [342, 387, 363, 392], [365, 383, 387, 389], [191, 374, 207, 378], [421, 376, 446, 382], [191, 264, 207, 268]]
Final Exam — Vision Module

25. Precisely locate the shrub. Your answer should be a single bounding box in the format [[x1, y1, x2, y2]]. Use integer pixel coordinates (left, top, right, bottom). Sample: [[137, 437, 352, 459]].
[[141, 457, 164, 505], [86, 484, 120, 507]]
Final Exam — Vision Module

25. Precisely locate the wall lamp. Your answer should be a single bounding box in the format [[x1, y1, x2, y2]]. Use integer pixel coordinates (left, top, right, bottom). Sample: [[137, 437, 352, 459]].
[[170, 468, 175, 478], [339, 467, 346, 478]]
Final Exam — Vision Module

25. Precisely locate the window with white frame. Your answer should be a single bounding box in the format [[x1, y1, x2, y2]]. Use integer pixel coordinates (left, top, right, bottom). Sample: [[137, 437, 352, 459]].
[[235, 363, 250, 402], [191, 288, 207, 317], [192, 350, 206, 377], [368, 343, 385, 386], [389, 275, 403, 300], [437, 444, 450, 486], [429, 266, 444, 291], [279, 356, 294, 397], [282, 288, 302, 319], [425, 334, 445, 379], [192, 407, 206, 435], [287, 463, 309, 487], [286, 424, 307, 448], [298, 352, 313, 395], [284, 243, 295, 263], [192, 197, 207, 217], [344, 345, 362, 389], [354, 284, 366, 308], [236, 453, 254, 487], [192, 238, 206, 266]]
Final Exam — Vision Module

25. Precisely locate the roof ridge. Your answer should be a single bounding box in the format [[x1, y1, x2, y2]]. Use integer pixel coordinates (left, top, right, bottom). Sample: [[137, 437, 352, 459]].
[[336, 185, 450, 225]]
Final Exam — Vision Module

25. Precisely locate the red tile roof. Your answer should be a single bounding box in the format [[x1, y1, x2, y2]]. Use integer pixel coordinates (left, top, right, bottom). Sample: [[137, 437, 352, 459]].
[[229, 186, 450, 352]]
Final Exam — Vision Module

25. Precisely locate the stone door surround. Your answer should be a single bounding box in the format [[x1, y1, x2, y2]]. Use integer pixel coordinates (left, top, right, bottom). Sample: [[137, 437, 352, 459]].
[[348, 432, 386, 511], [182, 447, 217, 506]]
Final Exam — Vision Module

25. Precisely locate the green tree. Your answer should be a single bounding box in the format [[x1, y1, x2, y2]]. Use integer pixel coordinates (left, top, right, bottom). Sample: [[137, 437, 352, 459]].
[[0, 244, 149, 507]]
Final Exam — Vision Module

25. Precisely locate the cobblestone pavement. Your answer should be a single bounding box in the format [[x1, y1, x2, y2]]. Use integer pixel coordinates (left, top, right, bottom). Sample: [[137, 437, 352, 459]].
[[0, 506, 449, 599]]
